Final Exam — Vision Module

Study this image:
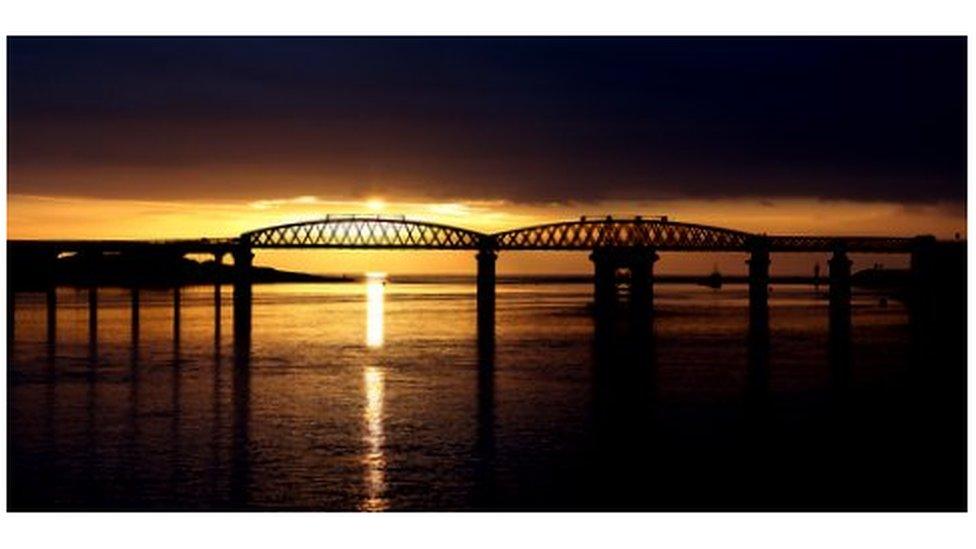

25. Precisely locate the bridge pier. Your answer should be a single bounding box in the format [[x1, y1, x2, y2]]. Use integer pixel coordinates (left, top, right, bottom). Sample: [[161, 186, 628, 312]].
[[41, 252, 59, 351], [88, 286, 98, 355], [232, 245, 254, 359], [746, 238, 771, 408], [131, 287, 140, 347], [748, 238, 771, 336], [591, 251, 617, 314], [214, 252, 225, 344], [173, 285, 182, 348], [590, 248, 618, 317], [908, 236, 938, 382], [168, 250, 186, 342], [46, 286, 57, 350], [7, 285, 13, 351], [829, 244, 852, 391], [627, 248, 659, 324], [591, 247, 659, 321], [909, 236, 936, 328], [476, 244, 498, 351]]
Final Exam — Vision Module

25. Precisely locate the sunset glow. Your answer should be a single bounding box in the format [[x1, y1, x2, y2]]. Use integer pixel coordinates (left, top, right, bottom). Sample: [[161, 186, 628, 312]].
[[7, 193, 964, 275], [6, 33, 966, 518]]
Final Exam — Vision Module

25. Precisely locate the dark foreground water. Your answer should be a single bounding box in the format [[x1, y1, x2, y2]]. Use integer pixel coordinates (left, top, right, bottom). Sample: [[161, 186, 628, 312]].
[[8, 279, 966, 510]]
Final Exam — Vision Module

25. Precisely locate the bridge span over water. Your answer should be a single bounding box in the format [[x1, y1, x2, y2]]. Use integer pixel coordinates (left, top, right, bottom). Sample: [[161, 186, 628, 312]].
[[8, 213, 926, 254], [8, 214, 944, 377], [235, 214, 920, 252]]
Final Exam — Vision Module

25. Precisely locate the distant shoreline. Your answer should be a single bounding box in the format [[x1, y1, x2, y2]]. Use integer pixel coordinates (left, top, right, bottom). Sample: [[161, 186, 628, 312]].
[[9, 251, 908, 292]]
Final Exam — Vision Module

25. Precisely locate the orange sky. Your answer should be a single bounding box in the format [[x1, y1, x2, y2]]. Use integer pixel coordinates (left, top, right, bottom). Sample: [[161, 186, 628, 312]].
[[7, 39, 965, 278], [7, 193, 964, 275]]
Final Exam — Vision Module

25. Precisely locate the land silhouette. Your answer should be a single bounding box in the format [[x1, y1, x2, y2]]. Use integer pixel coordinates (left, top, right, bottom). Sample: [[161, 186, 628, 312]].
[[8, 253, 352, 290]]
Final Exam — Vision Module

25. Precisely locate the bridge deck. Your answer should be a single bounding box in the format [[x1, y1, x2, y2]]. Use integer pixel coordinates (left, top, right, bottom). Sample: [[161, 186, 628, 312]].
[[7, 216, 932, 254]]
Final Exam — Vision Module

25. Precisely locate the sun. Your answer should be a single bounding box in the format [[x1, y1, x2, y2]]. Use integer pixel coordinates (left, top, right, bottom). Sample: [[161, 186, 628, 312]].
[[365, 198, 386, 212]]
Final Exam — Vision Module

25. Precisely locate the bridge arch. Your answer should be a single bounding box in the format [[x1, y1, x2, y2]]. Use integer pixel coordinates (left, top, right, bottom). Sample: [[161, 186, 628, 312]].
[[241, 215, 486, 249], [492, 217, 756, 251]]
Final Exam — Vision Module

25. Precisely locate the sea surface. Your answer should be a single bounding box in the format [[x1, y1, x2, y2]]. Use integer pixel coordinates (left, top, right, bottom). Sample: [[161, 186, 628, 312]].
[[6, 278, 960, 510]]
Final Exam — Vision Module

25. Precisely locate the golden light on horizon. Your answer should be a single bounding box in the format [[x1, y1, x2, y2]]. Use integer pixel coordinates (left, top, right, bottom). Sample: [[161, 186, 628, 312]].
[[6, 193, 965, 276], [365, 198, 387, 212], [8, 193, 965, 240]]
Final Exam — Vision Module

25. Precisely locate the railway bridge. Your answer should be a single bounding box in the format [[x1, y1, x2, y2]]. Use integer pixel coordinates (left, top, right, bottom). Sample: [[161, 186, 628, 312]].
[[7, 214, 940, 374], [231, 215, 933, 355]]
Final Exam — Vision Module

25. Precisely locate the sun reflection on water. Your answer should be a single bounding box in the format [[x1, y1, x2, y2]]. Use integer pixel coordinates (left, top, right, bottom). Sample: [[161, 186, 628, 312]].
[[361, 365, 388, 511], [361, 273, 388, 511], [365, 273, 385, 348]]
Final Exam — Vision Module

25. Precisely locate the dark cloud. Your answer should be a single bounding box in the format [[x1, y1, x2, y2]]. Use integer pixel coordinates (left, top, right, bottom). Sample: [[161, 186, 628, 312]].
[[7, 37, 966, 204]]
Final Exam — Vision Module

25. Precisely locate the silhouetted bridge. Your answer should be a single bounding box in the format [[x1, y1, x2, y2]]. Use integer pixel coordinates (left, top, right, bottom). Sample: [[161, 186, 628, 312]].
[[8, 214, 945, 375]]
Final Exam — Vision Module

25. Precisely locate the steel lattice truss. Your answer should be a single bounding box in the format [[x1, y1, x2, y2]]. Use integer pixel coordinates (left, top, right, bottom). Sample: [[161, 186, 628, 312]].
[[238, 216, 924, 253], [6, 217, 926, 255], [242, 216, 485, 249], [767, 235, 918, 253], [493, 219, 754, 251]]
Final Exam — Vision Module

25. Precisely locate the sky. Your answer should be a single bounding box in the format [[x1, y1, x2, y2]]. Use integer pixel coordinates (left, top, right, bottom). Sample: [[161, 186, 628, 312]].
[[7, 37, 966, 274]]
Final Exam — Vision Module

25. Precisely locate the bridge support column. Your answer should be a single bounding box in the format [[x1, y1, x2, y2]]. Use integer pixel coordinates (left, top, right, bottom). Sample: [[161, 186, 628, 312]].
[[46, 286, 57, 350], [173, 285, 182, 348], [232, 245, 254, 360], [43, 252, 59, 351], [746, 238, 771, 408], [628, 249, 659, 323], [169, 251, 185, 350], [7, 285, 14, 351], [909, 236, 937, 381], [909, 236, 936, 329], [214, 252, 225, 344], [230, 246, 253, 500], [476, 244, 498, 352], [748, 238, 771, 336], [829, 245, 852, 392], [131, 287, 140, 347], [590, 248, 618, 317], [88, 286, 98, 355]]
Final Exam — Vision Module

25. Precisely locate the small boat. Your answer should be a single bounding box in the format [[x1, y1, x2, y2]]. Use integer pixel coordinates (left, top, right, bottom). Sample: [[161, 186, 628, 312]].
[[703, 265, 723, 289]]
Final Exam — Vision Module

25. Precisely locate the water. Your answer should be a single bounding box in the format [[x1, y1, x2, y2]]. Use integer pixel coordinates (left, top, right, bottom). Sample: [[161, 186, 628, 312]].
[[5, 279, 953, 510]]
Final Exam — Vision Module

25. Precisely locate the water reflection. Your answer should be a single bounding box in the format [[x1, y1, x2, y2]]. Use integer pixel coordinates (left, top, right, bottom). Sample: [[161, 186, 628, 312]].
[[745, 315, 771, 422], [362, 366, 388, 511], [231, 330, 251, 508], [590, 314, 658, 506], [366, 273, 385, 348], [474, 343, 496, 507], [8, 282, 953, 511], [361, 275, 388, 511]]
